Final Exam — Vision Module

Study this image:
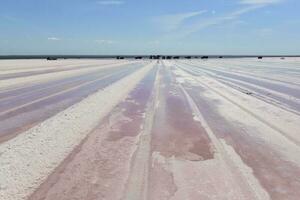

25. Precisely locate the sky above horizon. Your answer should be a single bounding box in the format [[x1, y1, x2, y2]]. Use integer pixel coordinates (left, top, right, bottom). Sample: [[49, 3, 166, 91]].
[[0, 0, 299, 55]]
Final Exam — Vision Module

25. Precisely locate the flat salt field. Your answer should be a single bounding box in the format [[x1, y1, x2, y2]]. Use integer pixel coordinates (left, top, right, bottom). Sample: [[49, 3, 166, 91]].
[[0, 58, 300, 200]]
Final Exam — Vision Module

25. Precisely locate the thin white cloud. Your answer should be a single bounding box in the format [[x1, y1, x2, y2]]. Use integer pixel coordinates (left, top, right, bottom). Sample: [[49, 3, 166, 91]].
[[95, 39, 116, 44], [97, 1, 124, 5], [239, 0, 283, 5], [47, 37, 60, 41], [167, 0, 284, 38], [153, 10, 207, 32], [170, 7, 256, 38]]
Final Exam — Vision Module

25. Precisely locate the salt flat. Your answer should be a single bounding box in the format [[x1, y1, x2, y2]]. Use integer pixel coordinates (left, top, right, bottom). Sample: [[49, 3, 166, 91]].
[[0, 58, 299, 200]]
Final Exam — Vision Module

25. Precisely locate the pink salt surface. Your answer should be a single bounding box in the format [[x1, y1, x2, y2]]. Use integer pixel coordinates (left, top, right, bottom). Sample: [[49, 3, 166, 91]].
[[0, 60, 121, 80], [183, 80, 300, 200], [0, 65, 139, 143], [28, 67, 157, 200], [179, 61, 300, 113], [151, 66, 213, 160], [3, 59, 300, 200], [148, 66, 214, 200], [0, 63, 130, 100]]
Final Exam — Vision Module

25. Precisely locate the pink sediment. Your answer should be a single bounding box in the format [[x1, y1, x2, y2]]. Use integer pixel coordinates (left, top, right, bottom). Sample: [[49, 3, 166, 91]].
[[0, 64, 140, 143], [151, 65, 213, 160], [2, 58, 300, 200], [186, 85, 300, 199], [172, 62, 300, 200], [148, 65, 214, 200], [28, 67, 158, 200]]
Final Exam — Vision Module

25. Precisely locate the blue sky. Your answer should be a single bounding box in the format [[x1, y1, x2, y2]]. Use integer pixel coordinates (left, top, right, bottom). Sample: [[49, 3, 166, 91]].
[[0, 0, 299, 55]]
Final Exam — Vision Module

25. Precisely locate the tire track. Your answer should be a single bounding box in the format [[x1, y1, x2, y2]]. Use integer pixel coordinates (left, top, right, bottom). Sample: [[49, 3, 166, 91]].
[[123, 66, 160, 200], [176, 65, 300, 147], [177, 62, 300, 115], [0, 62, 141, 101], [0, 67, 132, 117], [0, 61, 138, 91], [0, 62, 155, 200], [179, 83, 270, 200]]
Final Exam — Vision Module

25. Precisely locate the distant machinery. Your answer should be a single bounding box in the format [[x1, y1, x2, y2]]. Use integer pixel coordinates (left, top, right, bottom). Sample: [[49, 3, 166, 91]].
[[46, 57, 57, 60], [150, 55, 161, 59]]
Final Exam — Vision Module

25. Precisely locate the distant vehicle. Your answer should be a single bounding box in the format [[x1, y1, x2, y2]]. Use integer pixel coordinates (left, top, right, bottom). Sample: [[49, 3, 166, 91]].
[[258, 56, 263, 59], [185, 56, 191, 59], [135, 57, 142, 59], [201, 56, 208, 59], [150, 55, 160, 59], [219, 56, 223, 58], [46, 57, 57, 60]]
